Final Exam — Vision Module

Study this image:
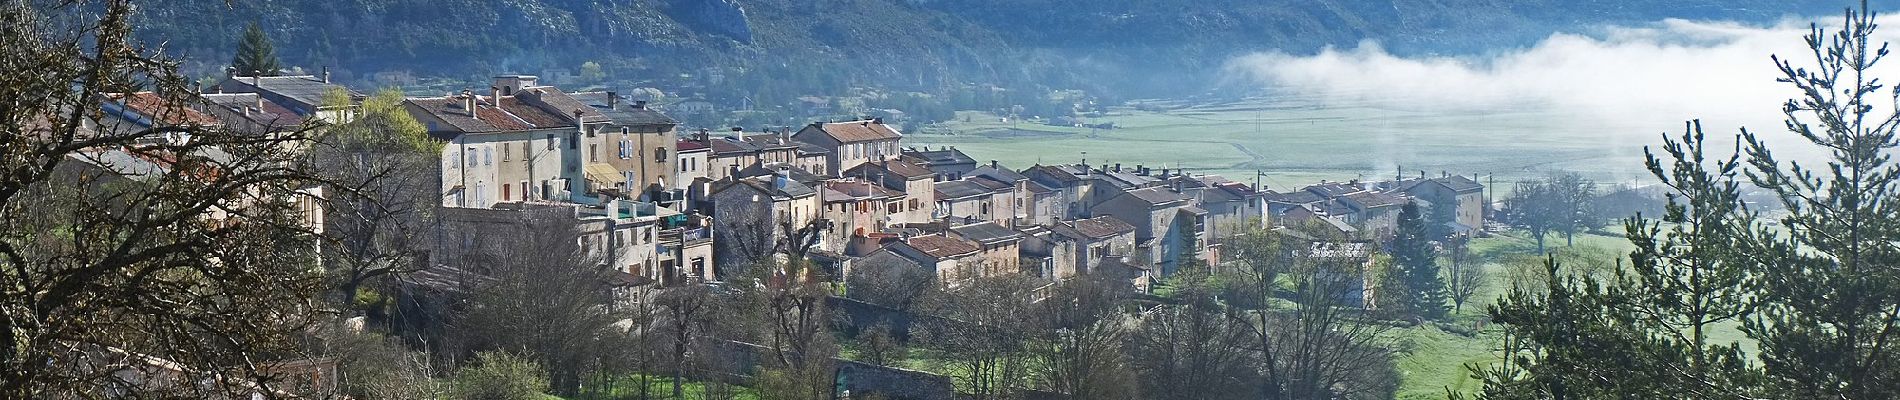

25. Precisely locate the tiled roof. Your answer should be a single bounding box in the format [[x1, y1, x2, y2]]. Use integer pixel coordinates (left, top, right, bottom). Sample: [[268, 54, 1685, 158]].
[[1342, 191, 1407, 209], [201, 93, 307, 128], [901, 234, 981, 259], [1026, 180, 1057, 195], [676, 139, 710, 152], [795, 141, 830, 155], [935, 179, 997, 200], [106, 92, 221, 127], [1305, 182, 1367, 197], [1264, 190, 1325, 205], [824, 179, 905, 200], [216, 75, 358, 110], [951, 222, 1025, 245], [406, 95, 577, 135], [740, 133, 802, 150], [969, 176, 1011, 191], [1066, 216, 1135, 239], [708, 136, 763, 155], [971, 165, 1027, 183], [1024, 164, 1082, 184], [904, 147, 976, 166], [738, 162, 826, 185], [1119, 186, 1193, 206], [516, 87, 607, 124], [1403, 175, 1485, 193], [845, 159, 934, 181], [569, 91, 677, 126], [716, 175, 817, 200], [801, 119, 903, 143], [498, 97, 571, 128]]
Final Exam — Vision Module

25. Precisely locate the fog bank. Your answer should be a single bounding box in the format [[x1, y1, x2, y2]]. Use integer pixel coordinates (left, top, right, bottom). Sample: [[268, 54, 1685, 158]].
[[1227, 16, 1900, 142]]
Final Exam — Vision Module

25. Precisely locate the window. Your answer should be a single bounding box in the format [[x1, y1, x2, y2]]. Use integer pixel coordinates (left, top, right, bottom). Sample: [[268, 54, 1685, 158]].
[[465, 149, 476, 166], [502, 184, 511, 201], [590, 144, 598, 162], [546, 134, 556, 150], [619, 140, 630, 160], [655, 148, 667, 162], [448, 152, 459, 169], [569, 132, 578, 150], [483, 148, 493, 165], [502, 144, 510, 161]]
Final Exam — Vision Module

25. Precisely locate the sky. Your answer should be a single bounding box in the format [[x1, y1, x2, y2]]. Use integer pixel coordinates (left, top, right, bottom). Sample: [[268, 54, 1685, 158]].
[[1225, 13, 1900, 163]]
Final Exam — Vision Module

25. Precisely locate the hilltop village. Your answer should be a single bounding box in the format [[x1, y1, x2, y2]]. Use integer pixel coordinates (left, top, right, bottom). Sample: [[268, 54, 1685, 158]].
[[87, 73, 1489, 294], [65, 72, 1491, 397]]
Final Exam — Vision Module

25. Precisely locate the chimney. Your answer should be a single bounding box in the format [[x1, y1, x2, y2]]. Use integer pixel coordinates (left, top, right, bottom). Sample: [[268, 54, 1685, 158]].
[[729, 127, 743, 140], [1114, 163, 1122, 172], [606, 91, 618, 110], [697, 128, 710, 142], [634, 100, 647, 110], [255, 93, 265, 113], [462, 89, 476, 117], [990, 160, 999, 169], [491, 86, 502, 103], [1161, 168, 1169, 176], [1136, 164, 1147, 175], [871, 116, 883, 124], [320, 66, 331, 84]]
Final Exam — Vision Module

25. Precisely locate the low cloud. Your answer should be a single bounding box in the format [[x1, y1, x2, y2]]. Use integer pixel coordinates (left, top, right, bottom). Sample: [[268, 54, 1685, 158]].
[[1226, 16, 1900, 141]]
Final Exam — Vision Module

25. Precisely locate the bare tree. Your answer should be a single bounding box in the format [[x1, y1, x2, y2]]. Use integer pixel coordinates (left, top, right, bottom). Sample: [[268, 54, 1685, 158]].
[[731, 259, 837, 400], [311, 88, 439, 310], [0, 1, 331, 396], [846, 253, 936, 312], [1219, 227, 1400, 400], [450, 211, 614, 397], [1128, 273, 1256, 400], [654, 283, 718, 398], [920, 274, 1044, 399], [1031, 273, 1137, 400], [1443, 237, 1489, 314]]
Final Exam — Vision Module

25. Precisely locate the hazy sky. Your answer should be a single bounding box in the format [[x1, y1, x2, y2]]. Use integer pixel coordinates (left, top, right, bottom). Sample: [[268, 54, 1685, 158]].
[[1226, 15, 1900, 149]]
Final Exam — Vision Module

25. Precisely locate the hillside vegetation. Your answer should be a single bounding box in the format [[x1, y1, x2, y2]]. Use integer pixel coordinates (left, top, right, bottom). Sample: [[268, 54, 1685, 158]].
[[136, 0, 1840, 98]]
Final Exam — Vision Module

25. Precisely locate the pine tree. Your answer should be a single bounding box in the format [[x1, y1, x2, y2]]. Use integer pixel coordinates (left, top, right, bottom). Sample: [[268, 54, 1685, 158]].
[[231, 22, 281, 77], [1738, 3, 1900, 397], [1386, 202, 1447, 319]]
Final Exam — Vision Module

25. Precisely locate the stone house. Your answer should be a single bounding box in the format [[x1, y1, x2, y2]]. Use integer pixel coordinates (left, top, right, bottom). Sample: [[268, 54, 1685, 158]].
[[820, 178, 907, 255], [405, 77, 611, 208], [1089, 185, 1206, 275], [949, 221, 1026, 278], [1050, 215, 1139, 276], [570, 91, 678, 201], [843, 159, 937, 224], [902, 146, 978, 180], [792, 119, 903, 173], [878, 234, 983, 286], [1393, 174, 1486, 233], [708, 174, 822, 278]]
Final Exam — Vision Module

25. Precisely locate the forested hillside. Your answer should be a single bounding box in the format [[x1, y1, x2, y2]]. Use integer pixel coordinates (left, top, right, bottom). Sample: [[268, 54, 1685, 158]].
[[134, 0, 1844, 97]]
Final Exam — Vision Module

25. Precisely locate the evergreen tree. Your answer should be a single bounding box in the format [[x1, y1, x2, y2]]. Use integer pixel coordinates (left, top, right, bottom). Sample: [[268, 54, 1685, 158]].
[[231, 22, 281, 76], [1386, 202, 1447, 319], [1738, 3, 1900, 397]]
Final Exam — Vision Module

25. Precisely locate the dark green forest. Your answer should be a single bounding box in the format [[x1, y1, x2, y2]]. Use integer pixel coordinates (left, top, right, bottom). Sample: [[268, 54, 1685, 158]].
[[136, 0, 1844, 99]]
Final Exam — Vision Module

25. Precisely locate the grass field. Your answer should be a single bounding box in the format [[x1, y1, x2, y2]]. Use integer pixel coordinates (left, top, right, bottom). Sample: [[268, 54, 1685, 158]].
[[906, 96, 1670, 190]]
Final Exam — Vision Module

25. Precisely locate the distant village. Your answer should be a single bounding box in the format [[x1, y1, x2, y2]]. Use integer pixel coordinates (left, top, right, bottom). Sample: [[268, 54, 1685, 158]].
[[82, 72, 1490, 301]]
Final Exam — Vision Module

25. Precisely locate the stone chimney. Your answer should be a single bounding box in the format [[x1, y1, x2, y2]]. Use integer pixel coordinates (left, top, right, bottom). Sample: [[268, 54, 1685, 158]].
[[491, 86, 502, 103], [634, 100, 647, 110], [606, 91, 618, 110], [320, 66, 331, 84], [990, 160, 1000, 169], [462, 90, 476, 118], [1113, 163, 1122, 172], [729, 127, 743, 140]]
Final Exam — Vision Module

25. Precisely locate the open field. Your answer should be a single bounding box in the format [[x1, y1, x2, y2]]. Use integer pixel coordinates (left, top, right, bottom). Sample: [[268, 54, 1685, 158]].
[[907, 96, 1671, 190]]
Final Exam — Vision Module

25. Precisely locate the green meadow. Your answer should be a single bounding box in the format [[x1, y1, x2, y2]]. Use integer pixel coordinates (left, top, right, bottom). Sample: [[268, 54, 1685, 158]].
[[907, 96, 1668, 191]]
